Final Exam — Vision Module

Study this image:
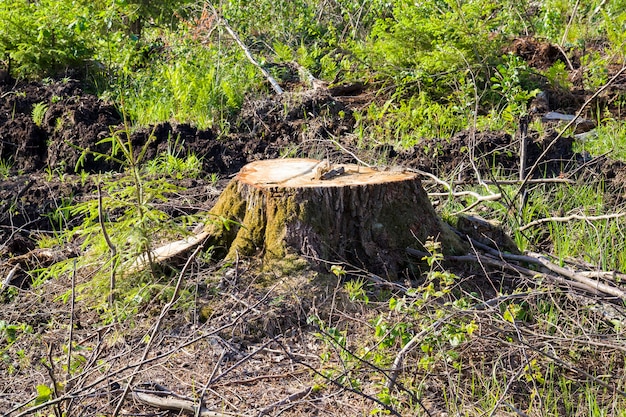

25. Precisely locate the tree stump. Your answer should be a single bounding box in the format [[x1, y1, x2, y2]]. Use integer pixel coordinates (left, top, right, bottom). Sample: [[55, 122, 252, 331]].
[[199, 158, 466, 276]]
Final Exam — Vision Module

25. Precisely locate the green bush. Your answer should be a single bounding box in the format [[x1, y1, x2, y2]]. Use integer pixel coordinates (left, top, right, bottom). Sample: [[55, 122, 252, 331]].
[[0, 0, 94, 78], [360, 0, 505, 97]]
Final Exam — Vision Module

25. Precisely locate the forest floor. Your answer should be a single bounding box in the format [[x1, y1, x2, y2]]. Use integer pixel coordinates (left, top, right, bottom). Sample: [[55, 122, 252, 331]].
[[1, 37, 626, 416]]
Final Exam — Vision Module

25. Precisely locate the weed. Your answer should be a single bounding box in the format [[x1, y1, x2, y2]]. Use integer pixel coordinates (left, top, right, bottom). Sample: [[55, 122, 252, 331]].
[[31, 101, 48, 127], [343, 277, 369, 304], [544, 60, 572, 90], [144, 136, 202, 180], [490, 54, 540, 118], [0, 158, 12, 178]]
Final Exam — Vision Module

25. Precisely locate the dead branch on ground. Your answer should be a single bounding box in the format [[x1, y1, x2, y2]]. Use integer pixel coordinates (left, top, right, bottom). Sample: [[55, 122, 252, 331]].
[[519, 211, 626, 231], [406, 241, 626, 299], [132, 383, 237, 417]]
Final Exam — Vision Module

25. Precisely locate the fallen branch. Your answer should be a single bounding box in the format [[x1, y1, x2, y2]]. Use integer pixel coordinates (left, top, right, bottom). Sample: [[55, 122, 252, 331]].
[[0, 263, 20, 295], [519, 211, 626, 231], [406, 244, 626, 299], [406, 248, 599, 294], [428, 190, 502, 201], [526, 251, 626, 299], [133, 385, 236, 417], [481, 178, 575, 185], [408, 168, 453, 191], [471, 239, 626, 299], [129, 230, 210, 272]]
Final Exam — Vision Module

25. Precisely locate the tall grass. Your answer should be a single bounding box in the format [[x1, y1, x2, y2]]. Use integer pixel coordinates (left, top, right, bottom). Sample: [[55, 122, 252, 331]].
[[118, 40, 261, 129]]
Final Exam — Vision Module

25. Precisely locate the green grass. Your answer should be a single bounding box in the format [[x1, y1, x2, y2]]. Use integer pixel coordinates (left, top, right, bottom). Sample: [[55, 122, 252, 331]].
[[574, 116, 626, 161], [117, 37, 262, 129], [0, 158, 12, 179], [516, 181, 626, 272]]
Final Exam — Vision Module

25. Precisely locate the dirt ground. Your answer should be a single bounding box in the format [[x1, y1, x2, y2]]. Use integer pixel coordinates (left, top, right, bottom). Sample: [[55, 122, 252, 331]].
[[1, 37, 626, 416]]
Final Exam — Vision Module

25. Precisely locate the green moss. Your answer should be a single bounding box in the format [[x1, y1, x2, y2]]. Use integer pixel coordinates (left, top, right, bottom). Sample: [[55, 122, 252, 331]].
[[262, 253, 310, 279]]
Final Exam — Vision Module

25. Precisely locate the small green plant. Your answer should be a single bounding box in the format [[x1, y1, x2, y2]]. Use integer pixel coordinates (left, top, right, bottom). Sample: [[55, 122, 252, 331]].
[[343, 277, 369, 304], [54, 117, 64, 132], [35, 115, 204, 318], [46, 196, 74, 233], [490, 54, 540, 119], [0, 320, 33, 346], [144, 136, 202, 180], [0, 158, 12, 178], [544, 60, 571, 89], [308, 314, 363, 388], [34, 384, 52, 405], [31, 101, 48, 127]]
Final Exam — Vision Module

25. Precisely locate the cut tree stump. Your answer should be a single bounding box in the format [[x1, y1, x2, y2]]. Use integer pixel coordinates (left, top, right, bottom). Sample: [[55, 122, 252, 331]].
[[137, 159, 466, 276]]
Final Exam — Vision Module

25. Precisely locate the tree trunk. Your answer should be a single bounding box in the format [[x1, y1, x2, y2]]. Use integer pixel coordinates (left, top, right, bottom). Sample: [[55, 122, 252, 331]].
[[201, 158, 466, 276]]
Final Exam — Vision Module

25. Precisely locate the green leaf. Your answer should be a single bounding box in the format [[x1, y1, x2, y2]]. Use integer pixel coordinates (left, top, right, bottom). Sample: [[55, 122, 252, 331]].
[[35, 384, 52, 405]]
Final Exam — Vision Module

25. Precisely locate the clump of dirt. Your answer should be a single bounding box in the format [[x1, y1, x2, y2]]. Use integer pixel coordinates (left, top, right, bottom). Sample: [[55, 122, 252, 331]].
[[233, 88, 355, 159], [0, 80, 120, 173], [0, 80, 232, 175], [505, 37, 568, 70]]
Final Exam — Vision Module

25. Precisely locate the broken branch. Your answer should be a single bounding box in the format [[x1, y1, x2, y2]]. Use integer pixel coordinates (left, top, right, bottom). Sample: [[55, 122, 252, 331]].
[[519, 211, 626, 231]]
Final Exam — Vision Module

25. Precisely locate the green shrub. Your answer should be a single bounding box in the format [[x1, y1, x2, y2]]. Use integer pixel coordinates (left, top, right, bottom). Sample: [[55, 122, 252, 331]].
[[0, 0, 94, 78]]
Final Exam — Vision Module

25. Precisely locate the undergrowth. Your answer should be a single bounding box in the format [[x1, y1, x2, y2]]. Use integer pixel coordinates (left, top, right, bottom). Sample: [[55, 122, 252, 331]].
[[312, 240, 626, 416], [32, 120, 206, 321]]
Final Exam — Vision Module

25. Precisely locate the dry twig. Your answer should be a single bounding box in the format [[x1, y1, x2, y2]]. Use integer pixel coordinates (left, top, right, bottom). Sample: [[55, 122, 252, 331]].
[[9, 290, 269, 417], [408, 168, 501, 213], [519, 211, 626, 231], [133, 384, 237, 417]]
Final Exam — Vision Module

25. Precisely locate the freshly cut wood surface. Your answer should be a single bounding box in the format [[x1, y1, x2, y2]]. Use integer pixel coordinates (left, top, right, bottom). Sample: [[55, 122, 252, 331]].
[[238, 158, 416, 187]]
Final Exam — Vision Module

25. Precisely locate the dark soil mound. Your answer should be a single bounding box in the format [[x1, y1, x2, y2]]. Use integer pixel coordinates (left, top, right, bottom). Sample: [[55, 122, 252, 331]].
[[0, 79, 357, 262]]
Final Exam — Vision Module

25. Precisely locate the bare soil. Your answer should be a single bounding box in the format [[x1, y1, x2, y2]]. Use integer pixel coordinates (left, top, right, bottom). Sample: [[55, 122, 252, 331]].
[[1, 37, 626, 416]]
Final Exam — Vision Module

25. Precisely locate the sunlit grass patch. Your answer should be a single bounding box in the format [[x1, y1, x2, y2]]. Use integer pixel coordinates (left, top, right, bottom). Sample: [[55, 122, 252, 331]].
[[118, 39, 262, 129]]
